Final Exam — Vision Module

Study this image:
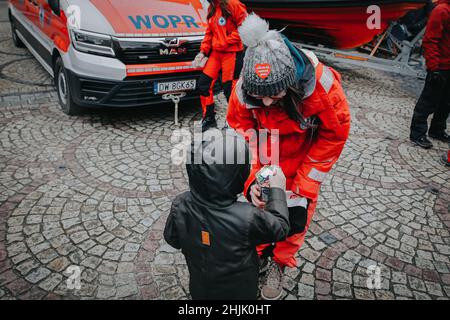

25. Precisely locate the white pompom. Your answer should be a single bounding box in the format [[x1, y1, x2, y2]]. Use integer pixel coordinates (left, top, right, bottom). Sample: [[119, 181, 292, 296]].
[[238, 13, 271, 48]]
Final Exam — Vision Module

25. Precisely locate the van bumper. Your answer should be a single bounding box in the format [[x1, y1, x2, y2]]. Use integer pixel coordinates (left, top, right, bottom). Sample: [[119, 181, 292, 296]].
[[67, 69, 203, 108]]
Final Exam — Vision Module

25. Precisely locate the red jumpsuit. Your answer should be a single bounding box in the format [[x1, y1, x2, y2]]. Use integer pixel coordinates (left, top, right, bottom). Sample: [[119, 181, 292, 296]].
[[199, 0, 247, 115], [227, 51, 351, 268]]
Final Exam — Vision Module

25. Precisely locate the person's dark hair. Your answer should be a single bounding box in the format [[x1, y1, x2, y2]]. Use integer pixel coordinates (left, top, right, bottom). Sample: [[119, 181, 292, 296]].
[[283, 85, 318, 138], [282, 85, 305, 123], [207, 0, 231, 20]]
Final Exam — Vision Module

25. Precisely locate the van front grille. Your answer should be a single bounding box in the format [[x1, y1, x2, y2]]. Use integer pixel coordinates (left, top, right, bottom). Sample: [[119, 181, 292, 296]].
[[114, 39, 201, 65]]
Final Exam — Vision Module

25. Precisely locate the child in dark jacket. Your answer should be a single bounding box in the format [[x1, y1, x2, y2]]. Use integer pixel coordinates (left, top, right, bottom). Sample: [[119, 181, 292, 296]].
[[164, 128, 290, 300]]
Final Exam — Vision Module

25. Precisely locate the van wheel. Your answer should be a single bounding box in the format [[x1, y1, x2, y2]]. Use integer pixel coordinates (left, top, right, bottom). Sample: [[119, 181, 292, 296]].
[[55, 57, 82, 115], [10, 20, 24, 48]]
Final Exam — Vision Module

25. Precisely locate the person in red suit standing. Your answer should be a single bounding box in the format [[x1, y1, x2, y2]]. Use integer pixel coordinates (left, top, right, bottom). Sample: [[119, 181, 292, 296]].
[[194, 0, 247, 131]]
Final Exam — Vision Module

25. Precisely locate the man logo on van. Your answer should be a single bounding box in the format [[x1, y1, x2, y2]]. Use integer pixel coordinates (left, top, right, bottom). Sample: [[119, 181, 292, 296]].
[[159, 47, 188, 56], [128, 15, 200, 30], [159, 38, 188, 56]]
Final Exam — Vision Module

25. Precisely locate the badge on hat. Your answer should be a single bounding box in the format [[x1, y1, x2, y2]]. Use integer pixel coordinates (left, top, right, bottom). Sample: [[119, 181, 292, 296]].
[[218, 17, 226, 26], [255, 63, 271, 79]]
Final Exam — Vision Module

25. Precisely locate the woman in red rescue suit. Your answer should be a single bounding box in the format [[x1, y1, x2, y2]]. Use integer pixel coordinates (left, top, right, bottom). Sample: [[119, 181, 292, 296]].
[[227, 14, 351, 300], [194, 0, 247, 131]]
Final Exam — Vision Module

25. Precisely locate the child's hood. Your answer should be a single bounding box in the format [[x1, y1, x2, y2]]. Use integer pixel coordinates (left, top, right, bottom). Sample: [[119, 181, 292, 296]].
[[186, 128, 251, 207]]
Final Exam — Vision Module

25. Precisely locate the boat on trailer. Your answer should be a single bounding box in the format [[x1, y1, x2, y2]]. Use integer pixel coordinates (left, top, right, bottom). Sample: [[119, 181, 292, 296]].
[[242, 0, 432, 78]]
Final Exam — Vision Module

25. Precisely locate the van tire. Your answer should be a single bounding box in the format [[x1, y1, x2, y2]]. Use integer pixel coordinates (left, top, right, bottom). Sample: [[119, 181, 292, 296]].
[[10, 20, 24, 48], [54, 57, 82, 116]]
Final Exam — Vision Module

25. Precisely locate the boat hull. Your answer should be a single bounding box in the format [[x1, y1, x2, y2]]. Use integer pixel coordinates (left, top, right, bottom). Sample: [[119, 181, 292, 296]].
[[243, 1, 429, 49]]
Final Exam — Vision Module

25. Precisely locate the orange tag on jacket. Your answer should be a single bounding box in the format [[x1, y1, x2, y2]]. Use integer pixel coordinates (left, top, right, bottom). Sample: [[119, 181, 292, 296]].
[[255, 63, 271, 79], [201, 231, 210, 246]]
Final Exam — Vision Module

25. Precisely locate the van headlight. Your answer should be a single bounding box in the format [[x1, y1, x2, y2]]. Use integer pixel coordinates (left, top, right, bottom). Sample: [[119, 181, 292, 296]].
[[70, 29, 115, 57]]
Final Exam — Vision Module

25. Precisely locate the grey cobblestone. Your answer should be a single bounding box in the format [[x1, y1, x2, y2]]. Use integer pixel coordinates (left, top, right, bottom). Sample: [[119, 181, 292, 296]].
[[425, 281, 443, 297], [393, 284, 413, 297], [297, 283, 315, 299], [25, 267, 51, 284], [333, 282, 353, 298], [96, 285, 116, 299]]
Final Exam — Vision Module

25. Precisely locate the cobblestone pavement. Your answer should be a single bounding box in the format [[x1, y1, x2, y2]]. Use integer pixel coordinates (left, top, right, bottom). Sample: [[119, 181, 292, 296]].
[[0, 11, 449, 300]]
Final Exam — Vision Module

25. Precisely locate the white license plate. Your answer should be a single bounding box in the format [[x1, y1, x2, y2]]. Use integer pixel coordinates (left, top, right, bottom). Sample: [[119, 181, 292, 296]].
[[154, 79, 196, 94]]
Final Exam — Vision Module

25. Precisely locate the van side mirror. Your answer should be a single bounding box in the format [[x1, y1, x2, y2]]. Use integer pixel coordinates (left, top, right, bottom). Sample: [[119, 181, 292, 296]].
[[48, 0, 60, 16]]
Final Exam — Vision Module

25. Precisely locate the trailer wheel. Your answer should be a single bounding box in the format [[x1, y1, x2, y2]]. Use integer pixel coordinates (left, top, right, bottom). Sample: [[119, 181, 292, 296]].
[[55, 57, 82, 116], [10, 19, 24, 48]]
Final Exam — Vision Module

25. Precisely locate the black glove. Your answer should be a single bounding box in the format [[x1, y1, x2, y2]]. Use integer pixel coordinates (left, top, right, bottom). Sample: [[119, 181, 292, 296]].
[[288, 205, 308, 236]]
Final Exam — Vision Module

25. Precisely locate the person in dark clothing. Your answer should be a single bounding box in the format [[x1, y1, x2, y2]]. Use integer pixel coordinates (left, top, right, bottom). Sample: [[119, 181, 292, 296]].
[[164, 128, 290, 300], [389, 0, 433, 49], [410, 0, 450, 149], [400, 0, 434, 38]]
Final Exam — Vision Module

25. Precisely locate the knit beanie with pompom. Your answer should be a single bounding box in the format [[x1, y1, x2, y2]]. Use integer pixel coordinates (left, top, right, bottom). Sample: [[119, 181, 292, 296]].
[[238, 13, 297, 97]]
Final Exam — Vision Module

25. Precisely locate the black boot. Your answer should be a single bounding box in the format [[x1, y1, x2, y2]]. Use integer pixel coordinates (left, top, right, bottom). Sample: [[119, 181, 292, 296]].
[[410, 136, 433, 149], [428, 132, 450, 143], [201, 104, 217, 132]]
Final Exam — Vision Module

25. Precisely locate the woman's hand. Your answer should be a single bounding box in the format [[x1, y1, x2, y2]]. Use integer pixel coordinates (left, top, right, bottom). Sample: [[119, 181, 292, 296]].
[[250, 183, 266, 208]]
